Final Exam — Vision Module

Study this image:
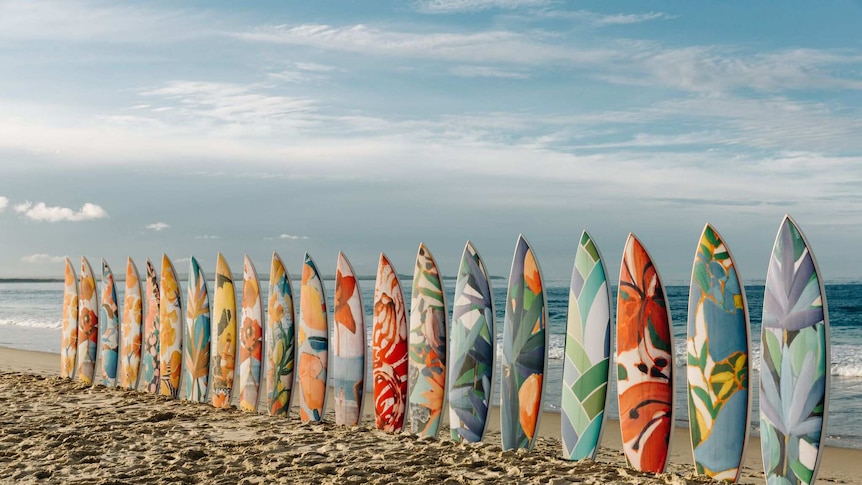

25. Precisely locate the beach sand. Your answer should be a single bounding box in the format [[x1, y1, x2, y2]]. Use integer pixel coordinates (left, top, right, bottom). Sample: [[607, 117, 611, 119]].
[[0, 347, 855, 484]]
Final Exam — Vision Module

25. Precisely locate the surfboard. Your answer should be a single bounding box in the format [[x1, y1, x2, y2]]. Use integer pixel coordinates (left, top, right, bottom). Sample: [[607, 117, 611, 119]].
[[239, 255, 263, 412], [159, 254, 183, 398], [373, 253, 408, 432], [183, 256, 211, 403], [448, 241, 495, 443], [687, 224, 751, 481], [119, 257, 143, 389], [210, 253, 237, 409], [76, 256, 98, 385], [561, 231, 612, 461], [265, 252, 296, 417], [617, 234, 674, 473], [98, 259, 119, 387], [501, 234, 548, 451], [139, 259, 161, 394], [333, 252, 366, 426], [298, 253, 329, 422], [760, 215, 830, 485], [61, 258, 79, 379], [408, 243, 448, 438]]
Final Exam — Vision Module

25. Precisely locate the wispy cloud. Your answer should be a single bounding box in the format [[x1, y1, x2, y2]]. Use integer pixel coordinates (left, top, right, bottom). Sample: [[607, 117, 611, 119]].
[[14, 202, 108, 222], [544, 10, 675, 25], [415, 0, 551, 14], [146, 222, 170, 231], [279, 233, 309, 240], [449, 65, 529, 79], [21, 253, 65, 264], [0, 196, 7, 212], [194, 235, 221, 240]]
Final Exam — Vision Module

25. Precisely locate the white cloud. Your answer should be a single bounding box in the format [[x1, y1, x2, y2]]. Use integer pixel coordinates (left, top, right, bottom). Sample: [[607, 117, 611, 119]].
[[279, 234, 309, 240], [195, 235, 221, 240], [232, 24, 617, 65], [0, 0, 211, 43], [21, 253, 65, 264], [541, 10, 675, 25], [146, 222, 170, 231], [449, 65, 529, 79], [416, 0, 551, 13], [0, 196, 7, 212], [14, 201, 108, 222]]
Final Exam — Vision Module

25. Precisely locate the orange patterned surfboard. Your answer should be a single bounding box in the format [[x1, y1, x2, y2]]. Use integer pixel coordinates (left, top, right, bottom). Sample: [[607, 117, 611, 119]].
[[616, 234, 674, 473], [60, 258, 79, 378], [373, 253, 408, 432]]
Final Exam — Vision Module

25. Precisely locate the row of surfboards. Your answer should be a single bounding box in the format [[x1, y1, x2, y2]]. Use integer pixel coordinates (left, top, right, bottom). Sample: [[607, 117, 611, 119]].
[[58, 214, 827, 485]]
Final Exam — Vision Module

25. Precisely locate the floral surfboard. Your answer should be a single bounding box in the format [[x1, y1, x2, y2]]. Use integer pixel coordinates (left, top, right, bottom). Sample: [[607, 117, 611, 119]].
[[183, 257, 211, 403], [373, 253, 408, 432], [687, 224, 751, 482], [159, 254, 183, 398], [76, 256, 98, 385], [119, 258, 143, 389], [239, 255, 264, 412], [210, 253, 237, 409], [333, 252, 366, 426], [60, 258, 79, 379], [408, 243, 448, 438], [760, 215, 829, 485], [617, 234, 674, 473], [138, 259, 160, 393], [501, 234, 548, 451], [98, 259, 120, 387], [561, 231, 612, 461], [448, 241, 495, 443], [265, 252, 296, 417], [298, 253, 329, 422]]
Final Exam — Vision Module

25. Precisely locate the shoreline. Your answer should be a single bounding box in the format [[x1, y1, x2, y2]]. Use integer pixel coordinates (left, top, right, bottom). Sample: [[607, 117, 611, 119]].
[[0, 346, 855, 484]]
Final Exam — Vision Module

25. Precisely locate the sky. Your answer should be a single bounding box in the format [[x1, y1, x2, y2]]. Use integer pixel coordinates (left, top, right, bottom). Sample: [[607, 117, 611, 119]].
[[1, 0, 862, 284]]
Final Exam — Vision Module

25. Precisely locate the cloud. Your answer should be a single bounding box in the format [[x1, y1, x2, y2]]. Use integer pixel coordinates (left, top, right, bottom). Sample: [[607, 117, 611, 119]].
[[13, 201, 108, 222], [232, 24, 617, 65], [544, 10, 675, 25], [146, 222, 170, 231], [449, 65, 529, 79], [0, 196, 7, 212], [268, 63, 337, 84], [21, 253, 65, 264], [194, 235, 221, 239], [415, 0, 551, 13], [279, 234, 309, 240]]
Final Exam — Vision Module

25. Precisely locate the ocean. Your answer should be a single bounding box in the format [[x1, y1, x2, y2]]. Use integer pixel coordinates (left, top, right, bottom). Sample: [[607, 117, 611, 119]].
[[1, 279, 859, 448]]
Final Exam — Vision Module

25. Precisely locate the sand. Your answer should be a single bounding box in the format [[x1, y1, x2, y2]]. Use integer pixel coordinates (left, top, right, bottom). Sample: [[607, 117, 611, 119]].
[[0, 347, 855, 484]]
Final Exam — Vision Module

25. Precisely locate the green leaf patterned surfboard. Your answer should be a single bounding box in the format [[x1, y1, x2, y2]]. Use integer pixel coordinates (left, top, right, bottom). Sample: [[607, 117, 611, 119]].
[[561, 231, 611, 461]]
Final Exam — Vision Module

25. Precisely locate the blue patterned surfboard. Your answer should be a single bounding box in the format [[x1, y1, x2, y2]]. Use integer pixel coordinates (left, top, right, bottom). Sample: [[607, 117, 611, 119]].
[[760, 215, 830, 485]]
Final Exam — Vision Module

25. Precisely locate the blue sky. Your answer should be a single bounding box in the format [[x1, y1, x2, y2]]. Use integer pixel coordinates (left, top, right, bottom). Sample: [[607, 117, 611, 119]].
[[1, 0, 861, 283]]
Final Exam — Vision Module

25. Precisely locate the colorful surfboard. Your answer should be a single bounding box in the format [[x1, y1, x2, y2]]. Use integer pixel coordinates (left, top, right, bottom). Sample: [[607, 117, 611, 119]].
[[561, 231, 612, 461], [265, 252, 296, 417], [210, 253, 237, 409], [687, 224, 751, 481], [98, 259, 120, 387], [501, 235, 548, 451], [449, 241, 495, 443], [159, 254, 183, 398], [183, 257, 211, 403], [298, 253, 329, 422], [119, 257, 143, 389], [333, 252, 366, 426], [76, 256, 98, 385], [617, 234, 674, 473], [138, 259, 160, 393], [760, 215, 830, 485], [373, 253, 408, 432], [60, 258, 79, 379], [239, 255, 263, 412], [408, 243, 447, 438]]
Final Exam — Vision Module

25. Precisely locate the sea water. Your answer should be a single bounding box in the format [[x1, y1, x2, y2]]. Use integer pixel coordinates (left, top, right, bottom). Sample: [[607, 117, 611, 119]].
[[1, 280, 860, 448]]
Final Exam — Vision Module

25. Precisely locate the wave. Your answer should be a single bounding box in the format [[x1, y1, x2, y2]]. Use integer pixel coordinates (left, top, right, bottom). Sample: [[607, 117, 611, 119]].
[[0, 318, 61, 329]]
